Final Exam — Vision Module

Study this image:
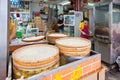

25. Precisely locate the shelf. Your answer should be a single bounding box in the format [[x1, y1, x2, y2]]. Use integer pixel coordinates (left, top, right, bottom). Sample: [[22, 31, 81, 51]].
[[113, 10, 120, 12], [10, 12, 30, 14]]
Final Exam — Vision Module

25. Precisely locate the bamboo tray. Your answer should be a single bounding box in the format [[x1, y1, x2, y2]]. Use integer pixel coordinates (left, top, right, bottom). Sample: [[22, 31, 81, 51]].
[[47, 33, 68, 44], [22, 35, 45, 42], [12, 44, 59, 68], [12, 44, 59, 79], [56, 37, 91, 56]]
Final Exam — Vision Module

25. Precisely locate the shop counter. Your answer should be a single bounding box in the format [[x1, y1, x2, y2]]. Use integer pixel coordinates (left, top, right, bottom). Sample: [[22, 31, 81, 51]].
[[9, 38, 48, 52]]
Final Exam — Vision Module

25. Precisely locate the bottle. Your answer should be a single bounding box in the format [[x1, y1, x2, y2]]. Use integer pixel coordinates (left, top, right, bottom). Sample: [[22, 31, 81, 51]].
[[16, 26, 23, 39]]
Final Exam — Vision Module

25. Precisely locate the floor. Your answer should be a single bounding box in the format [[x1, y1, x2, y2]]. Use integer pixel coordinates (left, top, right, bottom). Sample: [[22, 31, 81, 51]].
[[105, 66, 120, 80]]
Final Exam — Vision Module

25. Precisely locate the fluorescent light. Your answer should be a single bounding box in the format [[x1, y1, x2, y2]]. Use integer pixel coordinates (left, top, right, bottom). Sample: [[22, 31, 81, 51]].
[[59, 1, 70, 6], [88, 3, 94, 6]]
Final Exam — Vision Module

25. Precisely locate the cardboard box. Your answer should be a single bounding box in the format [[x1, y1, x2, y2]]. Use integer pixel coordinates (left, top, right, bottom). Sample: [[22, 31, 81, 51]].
[[81, 72, 97, 80], [34, 17, 45, 31], [98, 66, 105, 80], [81, 66, 105, 80]]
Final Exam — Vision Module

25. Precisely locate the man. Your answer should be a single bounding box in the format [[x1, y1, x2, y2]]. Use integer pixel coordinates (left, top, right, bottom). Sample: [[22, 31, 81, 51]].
[[57, 14, 64, 33], [9, 16, 16, 41]]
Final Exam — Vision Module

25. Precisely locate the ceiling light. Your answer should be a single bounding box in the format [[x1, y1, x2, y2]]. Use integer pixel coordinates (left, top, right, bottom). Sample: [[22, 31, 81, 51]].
[[59, 1, 70, 6], [88, 3, 94, 6]]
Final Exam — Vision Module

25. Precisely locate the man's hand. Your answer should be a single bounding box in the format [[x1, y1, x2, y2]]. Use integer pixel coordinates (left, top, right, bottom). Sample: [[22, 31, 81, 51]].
[[58, 24, 61, 26], [58, 23, 64, 27]]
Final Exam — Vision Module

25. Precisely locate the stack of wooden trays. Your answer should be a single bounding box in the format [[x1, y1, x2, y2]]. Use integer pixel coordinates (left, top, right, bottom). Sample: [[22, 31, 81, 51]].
[[56, 37, 91, 57], [22, 35, 45, 42], [12, 44, 59, 79], [47, 33, 68, 44]]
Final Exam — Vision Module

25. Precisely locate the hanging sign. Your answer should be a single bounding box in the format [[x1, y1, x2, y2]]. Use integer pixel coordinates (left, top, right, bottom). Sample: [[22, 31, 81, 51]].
[[79, 0, 84, 11], [93, 0, 100, 2], [83, 0, 88, 4]]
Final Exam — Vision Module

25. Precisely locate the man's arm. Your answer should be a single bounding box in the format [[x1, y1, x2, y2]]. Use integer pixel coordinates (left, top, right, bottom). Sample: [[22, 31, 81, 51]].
[[58, 23, 64, 26]]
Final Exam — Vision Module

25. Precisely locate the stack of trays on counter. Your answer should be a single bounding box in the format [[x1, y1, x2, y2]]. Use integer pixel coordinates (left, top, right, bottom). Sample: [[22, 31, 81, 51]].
[[12, 44, 59, 79], [47, 33, 68, 44], [56, 37, 91, 65], [56, 37, 91, 63], [22, 35, 45, 42]]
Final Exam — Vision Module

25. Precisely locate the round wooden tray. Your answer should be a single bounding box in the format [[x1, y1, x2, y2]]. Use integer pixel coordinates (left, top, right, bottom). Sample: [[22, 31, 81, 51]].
[[57, 44, 91, 52], [47, 33, 68, 44], [56, 37, 91, 56], [56, 37, 91, 48], [12, 44, 59, 68], [13, 58, 59, 69], [22, 35, 45, 42], [60, 49, 90, 56]]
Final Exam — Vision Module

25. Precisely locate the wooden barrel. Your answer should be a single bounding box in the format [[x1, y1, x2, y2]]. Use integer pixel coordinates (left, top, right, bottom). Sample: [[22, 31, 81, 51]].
[[47, 33, 68, 44], [22, 35, 45, 42], [56, 37, 91, 57], [12, 44, 59, 79]]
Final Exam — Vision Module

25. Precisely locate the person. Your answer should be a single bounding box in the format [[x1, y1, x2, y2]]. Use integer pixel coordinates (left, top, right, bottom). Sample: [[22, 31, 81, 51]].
[[57, 14, 64, 33], [9, 16, 16, 41], [79, 20, 84, 31], [79, 19, 89, 39]]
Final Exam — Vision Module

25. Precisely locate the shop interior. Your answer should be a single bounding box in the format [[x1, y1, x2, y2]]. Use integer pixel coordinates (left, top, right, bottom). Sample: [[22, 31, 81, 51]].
[[0, 0, 120, 80]]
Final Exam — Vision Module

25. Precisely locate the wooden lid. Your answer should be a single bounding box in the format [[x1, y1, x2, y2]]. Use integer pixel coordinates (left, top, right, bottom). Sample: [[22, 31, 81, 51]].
[[22, 35, 45, 42], [56, 37, 91, 48]]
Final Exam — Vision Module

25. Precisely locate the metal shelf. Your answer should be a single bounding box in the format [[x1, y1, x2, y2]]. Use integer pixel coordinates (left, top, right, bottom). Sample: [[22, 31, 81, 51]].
[[10, 12, 30, 14]]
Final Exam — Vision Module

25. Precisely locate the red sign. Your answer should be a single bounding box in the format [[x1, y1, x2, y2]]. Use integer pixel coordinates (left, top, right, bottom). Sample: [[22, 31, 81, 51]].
[[80, 0, 84, 11], [83, 0, 88, 4], [93, 0, 100, 2], [75, 0, 78, 10]]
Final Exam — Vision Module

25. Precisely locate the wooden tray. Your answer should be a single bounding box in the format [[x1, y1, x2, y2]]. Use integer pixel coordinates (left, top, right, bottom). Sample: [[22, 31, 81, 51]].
[[22, 36, 45, 42], [56, 37, 91, 56], [47, 33, 68, 44], [12, 44, 59, 68]]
